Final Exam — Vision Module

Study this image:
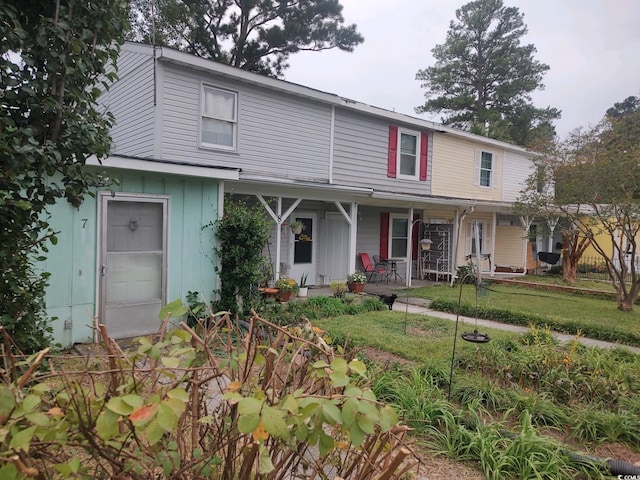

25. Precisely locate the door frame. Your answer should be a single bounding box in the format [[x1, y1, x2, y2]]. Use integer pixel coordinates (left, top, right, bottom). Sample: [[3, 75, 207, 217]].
[[97, 192, 170, 338], [288, 212, 317, 285]]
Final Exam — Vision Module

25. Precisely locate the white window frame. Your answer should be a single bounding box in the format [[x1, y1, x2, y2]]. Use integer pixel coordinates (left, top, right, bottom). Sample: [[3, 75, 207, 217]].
[[396, 129, 421, 180], [389, 214, 409, 259], [475, 150, 494, 188], [200, 84, 238, 151]]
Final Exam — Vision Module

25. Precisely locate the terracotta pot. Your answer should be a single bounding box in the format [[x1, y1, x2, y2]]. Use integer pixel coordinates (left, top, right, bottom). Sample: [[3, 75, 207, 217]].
[[278, 291, 293, 302], [347, 282, 365, 293]]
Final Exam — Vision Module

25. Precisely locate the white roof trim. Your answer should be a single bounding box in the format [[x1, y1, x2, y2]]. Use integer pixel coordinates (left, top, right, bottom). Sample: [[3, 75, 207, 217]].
[[86, 155, 240, 180]]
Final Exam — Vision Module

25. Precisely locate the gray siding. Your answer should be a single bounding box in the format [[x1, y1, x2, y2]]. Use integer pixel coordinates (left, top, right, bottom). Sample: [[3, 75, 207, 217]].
[[106, 49, 156, 158], [161, 64, 332, 181], [333, 109, 433, 195]]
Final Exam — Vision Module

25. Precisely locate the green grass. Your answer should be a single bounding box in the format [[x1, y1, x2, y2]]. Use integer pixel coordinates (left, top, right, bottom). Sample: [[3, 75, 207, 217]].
[[412, 283, 640, 342], [512, 274, 616, 292], [315, 310, 521, 366]]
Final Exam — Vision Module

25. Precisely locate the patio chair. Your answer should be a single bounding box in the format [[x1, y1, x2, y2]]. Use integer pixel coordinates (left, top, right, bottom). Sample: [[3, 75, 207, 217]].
[[359, 252, 389, 284]]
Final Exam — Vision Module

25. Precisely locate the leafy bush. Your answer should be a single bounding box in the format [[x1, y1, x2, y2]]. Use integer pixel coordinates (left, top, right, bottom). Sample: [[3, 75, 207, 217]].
[[0, 308, 415, 479]]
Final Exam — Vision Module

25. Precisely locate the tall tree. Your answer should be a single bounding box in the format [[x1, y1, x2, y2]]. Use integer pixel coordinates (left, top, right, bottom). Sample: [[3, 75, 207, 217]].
[[415, 0, 560, 147], [518, 98, 640, 310], [0, 0, 128, 352], [128, 0, 364, 78]]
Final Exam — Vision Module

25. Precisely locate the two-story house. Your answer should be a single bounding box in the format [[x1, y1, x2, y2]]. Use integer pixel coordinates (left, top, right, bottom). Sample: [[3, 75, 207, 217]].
[[41, 42, 538, 346]]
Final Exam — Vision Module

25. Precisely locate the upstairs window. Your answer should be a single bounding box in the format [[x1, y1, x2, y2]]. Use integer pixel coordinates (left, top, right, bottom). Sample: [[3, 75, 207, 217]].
[[399, 132, 418, 177], [387, 126, 428, 181], [475, 150, 494, 187], [201, 85, 237, 150]]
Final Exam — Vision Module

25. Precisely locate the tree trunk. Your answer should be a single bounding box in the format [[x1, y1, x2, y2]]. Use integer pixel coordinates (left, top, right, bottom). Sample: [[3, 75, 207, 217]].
[[617, 294, 634, 311], [562, 251, 578, 284]]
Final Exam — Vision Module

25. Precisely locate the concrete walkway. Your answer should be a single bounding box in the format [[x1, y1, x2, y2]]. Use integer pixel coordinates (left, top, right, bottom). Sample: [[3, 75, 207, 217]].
[[304, 282, 640, 355]]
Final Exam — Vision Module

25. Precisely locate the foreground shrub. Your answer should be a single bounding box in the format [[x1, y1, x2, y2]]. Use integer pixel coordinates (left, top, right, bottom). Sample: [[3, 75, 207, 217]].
[[0, 305, 415, 479]]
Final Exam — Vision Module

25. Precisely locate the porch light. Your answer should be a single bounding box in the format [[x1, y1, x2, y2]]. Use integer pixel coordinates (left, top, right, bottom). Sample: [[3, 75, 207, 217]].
[[419, 239, 433, 251]]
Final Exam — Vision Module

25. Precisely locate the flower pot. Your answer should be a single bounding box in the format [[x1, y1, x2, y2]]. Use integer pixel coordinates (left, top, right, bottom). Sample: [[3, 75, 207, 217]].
[[291, 226, 303, 234], [278, 291, 293, 302], [298, 287, 308, 298], [347, 282, 365, 293]]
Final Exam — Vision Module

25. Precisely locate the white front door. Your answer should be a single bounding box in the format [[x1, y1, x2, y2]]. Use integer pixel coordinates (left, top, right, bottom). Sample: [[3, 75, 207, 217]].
[[99, 194, 168, 339], [320, 213, 349, 282], [288, 213, 316, 286]]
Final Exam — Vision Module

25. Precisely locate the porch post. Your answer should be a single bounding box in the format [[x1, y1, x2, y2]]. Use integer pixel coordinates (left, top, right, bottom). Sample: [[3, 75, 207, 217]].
[[519, 215, 533, 273], [406, 207, 415, 287], [349, 202, 358, 276], [334, 201, 358, 277], [490, 212, 497, 276]]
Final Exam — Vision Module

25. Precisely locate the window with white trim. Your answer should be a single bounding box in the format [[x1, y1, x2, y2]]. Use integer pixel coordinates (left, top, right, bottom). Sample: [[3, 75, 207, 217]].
[[201, 85, 237, 149], [476, 150, 493, 187], [397, 130, 420, 179], [469, 220, 487, 255], [389, 214, 409, 258]]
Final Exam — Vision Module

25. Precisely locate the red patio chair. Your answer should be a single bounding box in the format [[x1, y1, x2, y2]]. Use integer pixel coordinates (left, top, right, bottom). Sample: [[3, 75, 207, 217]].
[[359, 252, 389, 284]]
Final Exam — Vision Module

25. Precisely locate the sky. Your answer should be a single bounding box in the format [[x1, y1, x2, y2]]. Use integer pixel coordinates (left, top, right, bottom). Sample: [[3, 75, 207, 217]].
[[284, 0, 640, 139]]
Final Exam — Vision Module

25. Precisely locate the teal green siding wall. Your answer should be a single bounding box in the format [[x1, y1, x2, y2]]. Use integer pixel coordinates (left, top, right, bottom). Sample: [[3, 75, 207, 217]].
[[43, 170, 219, 347]]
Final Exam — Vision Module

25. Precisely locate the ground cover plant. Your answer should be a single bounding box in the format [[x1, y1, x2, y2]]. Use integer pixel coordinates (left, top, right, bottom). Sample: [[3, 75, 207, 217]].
[[415, 283, 640, 347], [315, 308, 640, 478]]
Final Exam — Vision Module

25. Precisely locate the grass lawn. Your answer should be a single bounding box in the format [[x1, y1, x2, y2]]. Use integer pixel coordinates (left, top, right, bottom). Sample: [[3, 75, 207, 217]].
[[408, 282, 640, 340], [314, 310, 523, 367]]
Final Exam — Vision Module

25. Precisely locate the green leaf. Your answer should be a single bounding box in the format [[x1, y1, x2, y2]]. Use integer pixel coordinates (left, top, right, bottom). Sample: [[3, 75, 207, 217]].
[[238, 397, 263, 416], [0, 463, 19, 479], [356, 413, 376, 435], [379, 405, 398, 433], [122, 394, 143, 409], [342, 398, 358, 426], [156, 403, 178, 431], [261, 406, 288, 439], [161, 356, 180, 368], [348, 359, 367, 376], [258, 444, 274, 474], [167, 388, 189, 402], [329, 371, 349, 387], [145, 420, 165, 445], [0, 386, 15, 422], [330, 358, 348, 375], [96, 410, 120, 440], [9, 425, 37, 452], [26, 412, 50, 427], [159, 299, 189, 319], [349, 423, 365, 447], [106, 397, 133, 416], [237, 413, 260, 434], [318, 431, 334, 457], [321, 403, 342, 426], [148, 345, 161, 360]]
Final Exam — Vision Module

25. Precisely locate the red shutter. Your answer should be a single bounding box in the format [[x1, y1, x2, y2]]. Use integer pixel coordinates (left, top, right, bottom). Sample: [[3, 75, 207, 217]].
[[412, 214, 420, 260], [419, 132, 428, 181], [387, 126, 398, 178], [380, 213, 389, 258]]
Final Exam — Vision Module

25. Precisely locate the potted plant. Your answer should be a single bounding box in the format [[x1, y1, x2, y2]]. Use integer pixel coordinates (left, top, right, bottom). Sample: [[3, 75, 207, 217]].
[[347, 271, 367, 293], [275, 276, 298, 302], [289, 220, 305, 235], [330, 280, 347, 298], [298, 273, 309, 298]]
